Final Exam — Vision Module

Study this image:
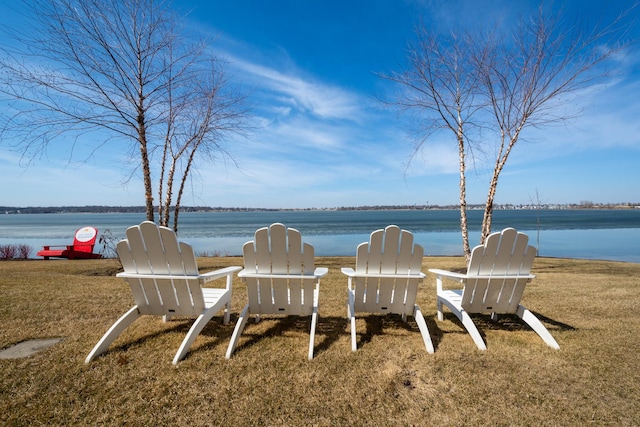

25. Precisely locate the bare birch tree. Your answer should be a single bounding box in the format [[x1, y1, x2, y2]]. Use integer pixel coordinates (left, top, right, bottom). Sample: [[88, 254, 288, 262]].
[[474, 5, 633, 243], [0, 0, 247, 226], [382, 30, 486, 257], [385, 4, 633, 258], [157, 59, 246, 231]]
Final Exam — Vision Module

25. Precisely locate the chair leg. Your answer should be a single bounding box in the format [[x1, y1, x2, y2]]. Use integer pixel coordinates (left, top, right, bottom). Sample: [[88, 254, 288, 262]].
[[173, 297, 229, 365], [437, 298, 444, 321], [438, 296, 487, 350], [347, 293, 357, 352], [308, 306, 318, 360], [516, 305, 560, 349], [413, 305, 435, 354], [458, 310, 487, 351], [85, 306, 141, 363], [225, 304, 250, 359], [223, 301, 231, 325]]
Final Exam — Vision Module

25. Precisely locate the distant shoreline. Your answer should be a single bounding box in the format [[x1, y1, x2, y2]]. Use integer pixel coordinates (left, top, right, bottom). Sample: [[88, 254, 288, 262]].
[[2, 203, 639, 215]]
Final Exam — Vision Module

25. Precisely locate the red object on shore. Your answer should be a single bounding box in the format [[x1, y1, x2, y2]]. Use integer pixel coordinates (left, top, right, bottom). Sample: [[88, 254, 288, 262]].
[[36, 226, 102, 260]]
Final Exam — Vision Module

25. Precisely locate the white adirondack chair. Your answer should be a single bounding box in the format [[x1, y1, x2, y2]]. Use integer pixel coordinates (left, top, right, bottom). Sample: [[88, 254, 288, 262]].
[[85, 221, 241, 365], [341, 225, 434, 353], [429, 227, 560, 350], [225, 223, 328, 360]]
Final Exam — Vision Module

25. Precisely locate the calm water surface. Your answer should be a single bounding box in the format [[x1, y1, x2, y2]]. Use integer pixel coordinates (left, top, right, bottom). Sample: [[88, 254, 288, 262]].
[[0, 209, 638, 262]]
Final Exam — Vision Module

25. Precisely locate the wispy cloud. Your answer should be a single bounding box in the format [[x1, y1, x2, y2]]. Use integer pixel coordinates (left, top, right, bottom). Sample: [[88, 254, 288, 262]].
[[225, 54, 368, 121]]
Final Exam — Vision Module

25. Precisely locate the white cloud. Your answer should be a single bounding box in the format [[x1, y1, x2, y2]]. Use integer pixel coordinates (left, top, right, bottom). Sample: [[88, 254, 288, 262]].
[[224, 54, 368, 121]]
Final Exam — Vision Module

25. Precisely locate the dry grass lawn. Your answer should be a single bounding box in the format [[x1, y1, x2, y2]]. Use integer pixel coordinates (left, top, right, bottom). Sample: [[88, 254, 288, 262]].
[[1, 256, 639, 426]]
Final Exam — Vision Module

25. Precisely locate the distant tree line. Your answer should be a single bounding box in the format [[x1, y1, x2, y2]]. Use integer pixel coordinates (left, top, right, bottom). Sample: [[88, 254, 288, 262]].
[[1, 202, 638, 215], [1, 206, 247, 214]]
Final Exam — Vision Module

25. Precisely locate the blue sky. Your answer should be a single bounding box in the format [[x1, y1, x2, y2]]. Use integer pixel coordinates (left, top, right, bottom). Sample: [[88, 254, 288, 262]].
[[1, 0, 639, 209]]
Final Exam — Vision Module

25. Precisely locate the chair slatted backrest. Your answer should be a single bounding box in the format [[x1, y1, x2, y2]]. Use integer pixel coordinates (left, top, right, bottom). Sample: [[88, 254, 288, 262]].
[[72, 226, 98, 253], [462, 227, 536, 314], [242, 223, 316, 316], [116, 221, 204, 317], [352, 225, 424, 315]]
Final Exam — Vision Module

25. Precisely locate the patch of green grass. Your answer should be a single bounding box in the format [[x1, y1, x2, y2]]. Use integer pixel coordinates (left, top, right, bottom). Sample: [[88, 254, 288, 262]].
[[1, 256, 639, 425]]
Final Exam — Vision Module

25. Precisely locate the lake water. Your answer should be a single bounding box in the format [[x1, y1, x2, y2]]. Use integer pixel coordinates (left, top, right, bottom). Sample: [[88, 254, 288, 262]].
[[0, 209, 638, 263]]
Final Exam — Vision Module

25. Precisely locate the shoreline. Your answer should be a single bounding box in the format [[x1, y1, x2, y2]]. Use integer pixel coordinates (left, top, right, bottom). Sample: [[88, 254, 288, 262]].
[[2, 203, 640, 215], [2, 210, 639, 263]]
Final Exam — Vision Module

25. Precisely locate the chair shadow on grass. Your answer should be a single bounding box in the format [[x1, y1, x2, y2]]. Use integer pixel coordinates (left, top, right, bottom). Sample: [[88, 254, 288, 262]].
[[97, 310, 575, 360], [210, 314, 349, 358], [102, 320, 203, 356], [437, 310, 575, 348], [98, 315, 233, 363], [443, 311, 575, 332], [357, 313, 441, 351], [104, 313, 424, 361]]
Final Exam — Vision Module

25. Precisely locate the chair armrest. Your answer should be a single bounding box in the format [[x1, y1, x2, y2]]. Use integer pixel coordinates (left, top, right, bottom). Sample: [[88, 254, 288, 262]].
[[467, 273, 536, 280], [40, 245, 81, 251], [238, 267, 328, 280], [41, 245, 67, 250], [429, 268, 466, 293], [428, 268, 535, 292], [200, 266, 243, 284], [117, 272, 199, 280], [429, 268, 535, 281], [314, 267, 329, 277], [116, 266, 242, 282], [341, 267, 425, 279], [428, 268, 467, 280]]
